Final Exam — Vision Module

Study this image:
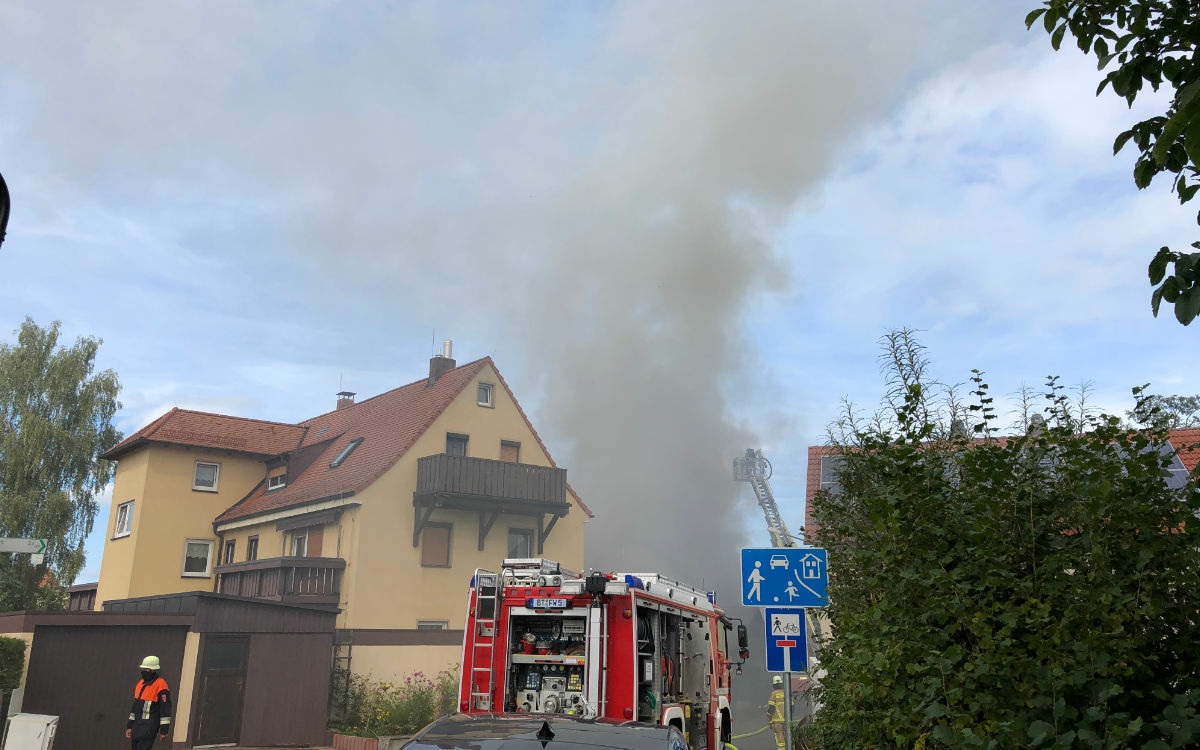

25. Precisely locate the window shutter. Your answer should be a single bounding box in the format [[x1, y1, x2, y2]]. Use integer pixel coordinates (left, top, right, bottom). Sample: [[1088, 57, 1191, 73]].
[[500, 441, 520, 463], [421, 525, 451, 567]]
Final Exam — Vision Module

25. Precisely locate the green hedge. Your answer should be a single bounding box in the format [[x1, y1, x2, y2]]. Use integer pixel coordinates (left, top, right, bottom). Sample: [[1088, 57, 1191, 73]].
[[0, 637, 27, 690]]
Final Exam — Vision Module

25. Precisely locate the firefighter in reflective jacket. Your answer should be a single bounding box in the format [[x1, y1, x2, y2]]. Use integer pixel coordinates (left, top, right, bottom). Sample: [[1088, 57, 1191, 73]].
[[126, 655, 171, 749], [767, 675, 787, 750]]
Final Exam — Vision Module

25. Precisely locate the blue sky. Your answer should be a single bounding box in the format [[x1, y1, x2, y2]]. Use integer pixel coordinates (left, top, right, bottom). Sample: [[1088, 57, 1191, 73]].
[[0, 2, 1196, 586]]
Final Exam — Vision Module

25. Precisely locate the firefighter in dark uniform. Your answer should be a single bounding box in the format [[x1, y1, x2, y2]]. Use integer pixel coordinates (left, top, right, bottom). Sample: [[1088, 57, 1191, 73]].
[[125, 655, 171, 749]]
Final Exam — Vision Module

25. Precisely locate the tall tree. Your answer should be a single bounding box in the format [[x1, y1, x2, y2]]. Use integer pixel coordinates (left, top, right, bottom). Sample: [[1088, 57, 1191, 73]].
[[1027, 1, 1200, 325], [0, 319, 121, 610], [1126, 391, 1200, 429], [812, 335, 1200, 749]]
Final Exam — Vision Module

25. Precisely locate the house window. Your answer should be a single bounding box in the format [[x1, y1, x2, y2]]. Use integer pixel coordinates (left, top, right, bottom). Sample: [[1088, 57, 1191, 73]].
[[500, 440, 520, 463], [223, 540, 236, 565], [421, 523, 451, 567], [417, 620, 448, 630], [113, 500, 134, 538], [507, 528, 533, 559], [446, 433, 468, 457], [182, 539, 215, 577], [819, 455, 843, 495], [477, 383, 494, 407], [290, 529, 308, 557], [330, 438, 363, 468], [193, 462, 220, 492], [246, 536, 259, 561], [267, 471, 286, 490]]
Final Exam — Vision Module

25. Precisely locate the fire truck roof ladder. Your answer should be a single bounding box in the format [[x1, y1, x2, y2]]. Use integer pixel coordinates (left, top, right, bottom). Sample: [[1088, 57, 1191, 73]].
[[469, 568, 500, 711], [625, 573, 718, 612]]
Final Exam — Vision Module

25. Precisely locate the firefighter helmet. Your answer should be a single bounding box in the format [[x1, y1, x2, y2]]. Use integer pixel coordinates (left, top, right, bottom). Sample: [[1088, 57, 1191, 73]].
[[139, 655, 161, 671], [772, 675, 782, 686]]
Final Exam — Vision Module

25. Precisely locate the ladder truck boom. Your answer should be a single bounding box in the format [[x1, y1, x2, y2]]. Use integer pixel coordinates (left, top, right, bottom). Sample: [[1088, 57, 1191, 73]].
[[732, 449, 796, 548]]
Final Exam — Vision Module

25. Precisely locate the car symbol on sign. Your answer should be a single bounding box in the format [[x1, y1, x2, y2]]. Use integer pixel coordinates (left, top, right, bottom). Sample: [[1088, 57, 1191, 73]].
[[769, 555, 789, 570]]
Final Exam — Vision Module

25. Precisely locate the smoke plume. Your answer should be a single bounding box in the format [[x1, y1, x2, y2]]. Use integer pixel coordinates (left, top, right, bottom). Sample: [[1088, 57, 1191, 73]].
[[0, 0, 963, 602]]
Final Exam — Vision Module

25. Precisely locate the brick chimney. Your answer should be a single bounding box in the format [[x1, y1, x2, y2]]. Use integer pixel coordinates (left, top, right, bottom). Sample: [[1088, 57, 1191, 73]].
[[427, 340, 456, 386], [336, 391, 356, 410]]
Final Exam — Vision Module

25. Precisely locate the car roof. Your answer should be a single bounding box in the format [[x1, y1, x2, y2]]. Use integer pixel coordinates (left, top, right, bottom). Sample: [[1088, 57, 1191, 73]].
[[402, 713, 687, 750]]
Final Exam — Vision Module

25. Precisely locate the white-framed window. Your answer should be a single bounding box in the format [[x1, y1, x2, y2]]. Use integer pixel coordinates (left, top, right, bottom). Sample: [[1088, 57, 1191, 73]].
[[417, 620, 448, 630], [246, 535, 259, 561], [113, 500, 134, 538], [193, 461, 220, 492], [268, 472, 286, 490], [290, 529, 308, 557], [182, 539, 215, 577], [477, 383, 494, 407]]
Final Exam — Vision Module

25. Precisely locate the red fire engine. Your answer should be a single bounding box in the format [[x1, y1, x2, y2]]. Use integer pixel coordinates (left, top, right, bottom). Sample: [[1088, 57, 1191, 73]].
[[459, 559, 749, 750]]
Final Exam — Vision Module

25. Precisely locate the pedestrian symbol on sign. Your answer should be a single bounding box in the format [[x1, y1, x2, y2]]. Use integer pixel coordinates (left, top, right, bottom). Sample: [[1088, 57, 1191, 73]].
[[771, 613, 800, 636], [784, 580, 799, 602], [746, 561, 765, 603]]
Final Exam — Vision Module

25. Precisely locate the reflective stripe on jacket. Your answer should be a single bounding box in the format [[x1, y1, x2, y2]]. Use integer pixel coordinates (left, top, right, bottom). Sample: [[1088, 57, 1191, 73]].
[[767, 688, 786, 722], [128, 677, 172, 734]]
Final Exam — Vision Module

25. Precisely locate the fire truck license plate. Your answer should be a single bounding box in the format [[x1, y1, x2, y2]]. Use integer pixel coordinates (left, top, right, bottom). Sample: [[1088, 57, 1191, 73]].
[[528, 598, 568, 609]]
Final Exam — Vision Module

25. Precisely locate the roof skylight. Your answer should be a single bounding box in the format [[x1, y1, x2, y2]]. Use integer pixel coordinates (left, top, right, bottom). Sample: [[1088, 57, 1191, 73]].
[[330, 438, 363, 468]]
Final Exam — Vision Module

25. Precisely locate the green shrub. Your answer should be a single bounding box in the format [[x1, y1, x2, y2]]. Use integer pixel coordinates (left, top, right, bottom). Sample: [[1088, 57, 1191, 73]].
[[811, 336, 1200, 749], [332, 666, 459, 737], [0, 637, 26, 690]]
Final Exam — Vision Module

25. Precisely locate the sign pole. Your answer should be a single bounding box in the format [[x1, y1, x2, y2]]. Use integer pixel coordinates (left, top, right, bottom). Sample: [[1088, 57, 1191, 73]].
[[784, 670, 793, 750]]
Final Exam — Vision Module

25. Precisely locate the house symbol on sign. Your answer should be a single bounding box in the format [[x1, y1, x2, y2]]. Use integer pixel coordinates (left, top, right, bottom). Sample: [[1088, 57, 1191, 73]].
[[800, 553, 823, 580]]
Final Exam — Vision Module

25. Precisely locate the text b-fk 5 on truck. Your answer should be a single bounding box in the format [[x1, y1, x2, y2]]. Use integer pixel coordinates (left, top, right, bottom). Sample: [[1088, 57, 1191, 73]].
[[459, 558, 750, 750]]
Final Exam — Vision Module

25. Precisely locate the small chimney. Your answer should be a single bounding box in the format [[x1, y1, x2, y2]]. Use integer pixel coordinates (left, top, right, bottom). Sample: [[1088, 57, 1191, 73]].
[[1028, 412, 1046, 436], [336, 391, 356, 410], [428, 339, 456, 387]]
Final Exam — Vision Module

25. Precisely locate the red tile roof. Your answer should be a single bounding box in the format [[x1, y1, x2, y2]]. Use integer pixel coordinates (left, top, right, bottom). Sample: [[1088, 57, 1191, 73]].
[[1172, 429, 1200, 473], [205, 357, 593, 523], [102, 408, 306, 460]]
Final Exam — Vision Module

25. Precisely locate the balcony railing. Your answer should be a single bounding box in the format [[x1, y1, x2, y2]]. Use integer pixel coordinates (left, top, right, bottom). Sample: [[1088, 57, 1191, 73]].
[[214, 556, 344, 608], [414, 453, 567, 507]]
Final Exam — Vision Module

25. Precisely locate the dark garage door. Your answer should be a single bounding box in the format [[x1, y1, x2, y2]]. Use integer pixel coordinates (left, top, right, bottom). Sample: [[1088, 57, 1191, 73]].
[[23, 625, 187, 750]]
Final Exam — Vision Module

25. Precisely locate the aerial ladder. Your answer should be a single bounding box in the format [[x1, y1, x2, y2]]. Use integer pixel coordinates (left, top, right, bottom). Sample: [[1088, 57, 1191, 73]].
[[733, 448, 825, 719], [732, 449, 796, 548]]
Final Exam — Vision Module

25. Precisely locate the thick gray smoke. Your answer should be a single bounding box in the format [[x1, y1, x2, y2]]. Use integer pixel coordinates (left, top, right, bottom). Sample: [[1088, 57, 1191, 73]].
[[0, 0, 997, 618], [1, 5, 1017, 739]]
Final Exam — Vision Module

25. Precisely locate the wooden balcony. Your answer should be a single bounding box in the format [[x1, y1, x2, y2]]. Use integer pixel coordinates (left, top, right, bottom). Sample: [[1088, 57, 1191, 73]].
[[214, 557, 344, 608], [413, 453, 571, 552]]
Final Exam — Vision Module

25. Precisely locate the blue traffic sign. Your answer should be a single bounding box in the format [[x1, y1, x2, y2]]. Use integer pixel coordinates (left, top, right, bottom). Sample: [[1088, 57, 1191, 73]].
[[740, 547, 828, 607], [764, 607, 808, 673]]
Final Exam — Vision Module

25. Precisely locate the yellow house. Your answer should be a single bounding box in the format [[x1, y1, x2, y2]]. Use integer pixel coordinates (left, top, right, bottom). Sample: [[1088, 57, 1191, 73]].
[[94, 353, 591, 681]]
